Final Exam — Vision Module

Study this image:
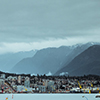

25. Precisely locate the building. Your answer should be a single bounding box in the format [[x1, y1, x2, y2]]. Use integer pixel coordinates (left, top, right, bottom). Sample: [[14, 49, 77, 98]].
[[0, 79, 5, 89], [18, 76, 21, 84], [17, 85, 33, 93], [24, 77, 30, 88], [44, 80, 48, 87], [17, 85, 25, 92], [48, 81, 55, 92], [0, 74, 5, 79], [38, 85, 46, 93], [7, 76, 17, 81]]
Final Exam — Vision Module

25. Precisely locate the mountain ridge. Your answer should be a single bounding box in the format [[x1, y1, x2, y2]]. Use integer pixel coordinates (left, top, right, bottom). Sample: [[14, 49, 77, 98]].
[[10, 42, 98, 75], [55, 45, 100, 76]]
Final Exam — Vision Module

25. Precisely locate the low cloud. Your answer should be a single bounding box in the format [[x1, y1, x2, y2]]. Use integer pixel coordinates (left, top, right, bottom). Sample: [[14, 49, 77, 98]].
[[0, 36, 100, 54]]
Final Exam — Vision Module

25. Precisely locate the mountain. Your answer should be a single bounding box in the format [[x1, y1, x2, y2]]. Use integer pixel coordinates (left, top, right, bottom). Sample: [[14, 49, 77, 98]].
[[55, 45, 100, 76], [11, 46, 74, 74], [0, 50, 37, 72], [11, 42, 97, 75], [58, 42, 97, 72]]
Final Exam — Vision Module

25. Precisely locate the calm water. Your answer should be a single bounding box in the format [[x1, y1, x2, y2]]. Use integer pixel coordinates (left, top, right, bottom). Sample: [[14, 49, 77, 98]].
[[0, 94, 99, 100]]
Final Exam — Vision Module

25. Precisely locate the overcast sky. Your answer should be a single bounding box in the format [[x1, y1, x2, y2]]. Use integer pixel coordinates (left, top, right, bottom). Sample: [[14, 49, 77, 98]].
[[0, 0, 100, 54]]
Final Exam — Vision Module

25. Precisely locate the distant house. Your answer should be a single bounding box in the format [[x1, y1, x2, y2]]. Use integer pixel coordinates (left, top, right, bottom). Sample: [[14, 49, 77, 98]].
[[38, 85, 46, 93], [7, 76, 17, 80], [48, 81, 56, 92], [17, 85, 25, 92], [0, 74, 5, 79]]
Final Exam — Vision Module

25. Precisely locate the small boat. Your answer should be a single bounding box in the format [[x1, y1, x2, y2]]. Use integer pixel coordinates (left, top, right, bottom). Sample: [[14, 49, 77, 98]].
[[95, 94, 100, 98]]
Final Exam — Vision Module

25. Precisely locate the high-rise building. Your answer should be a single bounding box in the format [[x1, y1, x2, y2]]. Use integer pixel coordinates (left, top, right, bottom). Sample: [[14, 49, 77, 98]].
[[0, 79, 4, 89], [18, 76, 21, 84], [24, 77, 30, 88], [0, 74, 5, 79], [44, 80, 48, 87]]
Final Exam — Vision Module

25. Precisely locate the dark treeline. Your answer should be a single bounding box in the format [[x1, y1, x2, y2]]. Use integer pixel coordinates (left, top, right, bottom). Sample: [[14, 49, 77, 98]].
[[0, 71, 100, 81], [0, 71, 30, 78]]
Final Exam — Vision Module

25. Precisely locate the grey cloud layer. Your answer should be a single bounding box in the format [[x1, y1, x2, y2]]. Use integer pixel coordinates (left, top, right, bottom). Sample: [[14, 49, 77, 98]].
[[0, 0, 100, 42]]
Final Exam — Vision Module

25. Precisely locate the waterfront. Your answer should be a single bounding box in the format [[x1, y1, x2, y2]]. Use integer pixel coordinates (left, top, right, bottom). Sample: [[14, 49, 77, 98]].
[[0, 94, 98, 100], [1, 73, 100, 94]]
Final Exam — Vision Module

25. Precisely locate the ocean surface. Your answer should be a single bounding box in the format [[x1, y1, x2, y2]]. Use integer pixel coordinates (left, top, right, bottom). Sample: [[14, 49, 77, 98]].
[[0, 94, 99, 100]]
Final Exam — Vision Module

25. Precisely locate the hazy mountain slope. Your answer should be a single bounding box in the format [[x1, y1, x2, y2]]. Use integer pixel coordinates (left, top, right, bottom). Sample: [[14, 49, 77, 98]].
[[59, 43, 96, 71], [11, 46, 74, 74], [11, 42, 97, 75], [55, 45, 100, 76], [0, 50, 37, 72]]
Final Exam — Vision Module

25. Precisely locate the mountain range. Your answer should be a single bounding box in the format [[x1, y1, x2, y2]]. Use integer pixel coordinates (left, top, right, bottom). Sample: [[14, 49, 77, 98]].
[[0, 42, 100, 76], [55, 45, 100, 76], [10, 42, 98, 75]]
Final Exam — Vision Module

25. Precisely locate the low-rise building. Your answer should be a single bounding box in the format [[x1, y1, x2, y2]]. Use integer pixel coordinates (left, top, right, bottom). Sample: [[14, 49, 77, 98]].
[[38, 85, 46, 93], [0, 79, 5, 89]]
